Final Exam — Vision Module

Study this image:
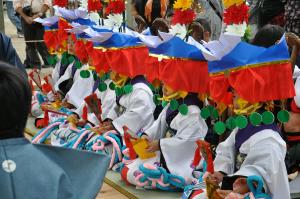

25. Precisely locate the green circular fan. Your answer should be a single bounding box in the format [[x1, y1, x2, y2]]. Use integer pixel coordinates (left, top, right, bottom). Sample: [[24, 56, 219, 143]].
[[226, 117, 236, 130], [277, 110, 290, 123], [262, 111, 275, 125], [109, 82, 116, 90], [235, 115, 248, 129], [68, 56, 75, 64], [75, 61, 82, 69], [123, 84, 133, 94], [98, 82, 107, 92], [249, 112, 262, 126], [170, 99, 179, 111], [162, 101, 168, 108], [179, 104, 188, 115], [115, 87, 123, 97], [214, 121, 226, 135], [200, 107, 211, 119], [211, 108, 219, 120], [80, 70, 90, 78]]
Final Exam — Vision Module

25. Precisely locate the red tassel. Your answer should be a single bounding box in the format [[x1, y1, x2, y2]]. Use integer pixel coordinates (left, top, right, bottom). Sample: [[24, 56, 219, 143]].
[[82, 105, 88, 121], [43, 110, 49, 126], [123, 126, 137, 160], [88, 0, 102, 12], [191, 143, 201, 169]]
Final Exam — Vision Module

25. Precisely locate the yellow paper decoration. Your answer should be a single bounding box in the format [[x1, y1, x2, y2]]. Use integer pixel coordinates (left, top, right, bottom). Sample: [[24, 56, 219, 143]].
[[223, 0, 244, 9], [173, 0, 193, 10], [132, 139, 156, 160]]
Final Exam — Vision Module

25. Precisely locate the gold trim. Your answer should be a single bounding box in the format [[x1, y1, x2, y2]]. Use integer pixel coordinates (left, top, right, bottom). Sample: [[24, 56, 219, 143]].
[[104, 177, 138, 199], [210, 60, 290, 76]]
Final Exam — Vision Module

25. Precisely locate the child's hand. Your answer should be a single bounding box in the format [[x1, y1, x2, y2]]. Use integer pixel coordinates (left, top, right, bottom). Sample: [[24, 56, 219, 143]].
[[204, 171, 224, 184], [76, 119, 87, 127], [146, 140, 159, 152], [216, 189, 232, 198], [233, 177, 249, 194], [141, 134, 150, 141]]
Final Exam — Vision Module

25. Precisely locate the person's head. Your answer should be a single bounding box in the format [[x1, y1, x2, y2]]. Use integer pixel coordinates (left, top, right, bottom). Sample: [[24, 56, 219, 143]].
[[196, 18, 211, 42], [0, 62, 32, 139], [251, 25, 285, 48]]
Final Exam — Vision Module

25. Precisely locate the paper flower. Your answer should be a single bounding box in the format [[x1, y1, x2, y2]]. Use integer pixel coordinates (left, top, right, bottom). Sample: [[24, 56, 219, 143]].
[[225, 22, 247, 36], [223, 3, 249, 25], [53, 0, 68, 7], [105, 0, 125, 15], [223, 0, 244, 9], [173, 0, 193, 11], [172, 9, 196, 25], [88, 0, 102, 12], [104, 13, 123, 29], [169, 24, 187, 39]]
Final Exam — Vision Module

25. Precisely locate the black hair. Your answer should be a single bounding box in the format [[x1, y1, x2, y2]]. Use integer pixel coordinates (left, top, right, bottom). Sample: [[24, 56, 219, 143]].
[[196, 18, 211, 33], [0, 62, 32, 139], [251, 25, 285, 48]]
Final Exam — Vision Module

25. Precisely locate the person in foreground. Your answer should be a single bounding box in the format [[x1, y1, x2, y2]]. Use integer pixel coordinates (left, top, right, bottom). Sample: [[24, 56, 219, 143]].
[[0, 62, 110, 199]]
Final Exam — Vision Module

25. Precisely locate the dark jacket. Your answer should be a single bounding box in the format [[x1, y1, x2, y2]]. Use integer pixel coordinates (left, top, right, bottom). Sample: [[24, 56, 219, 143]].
[[0, 32, 26, 74]]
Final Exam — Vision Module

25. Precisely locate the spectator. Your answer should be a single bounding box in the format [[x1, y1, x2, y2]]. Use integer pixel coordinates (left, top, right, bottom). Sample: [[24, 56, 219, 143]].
[[0, 62, 110, 199], [196, 18, 212, 42], [15, 0, 50, 69], [194, 0, 223, 40], [283, 0, 300, 36], [0, 32, 26, 74], [6, 0, 23, 37]]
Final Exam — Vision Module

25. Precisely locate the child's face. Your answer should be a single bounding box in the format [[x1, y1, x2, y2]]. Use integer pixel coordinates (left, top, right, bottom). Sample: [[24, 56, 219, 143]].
[[67, 36, 75, 54], [162, 84, 175, 97]]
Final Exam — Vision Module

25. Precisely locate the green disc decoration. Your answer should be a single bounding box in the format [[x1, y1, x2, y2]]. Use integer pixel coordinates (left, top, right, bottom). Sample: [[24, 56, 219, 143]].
[[277, 110, 290, 123], [68, 56, 75, 63], [249, 112, 262, 126], [109, 82, 116, 90], [211, 108, 219, 120], [98, 82, 107, 92], [262, 111, 274, 125], [47, 56, 56, 65], [75, 61, 82, 69], [226, 117, 236, 130], [170, 99, 179, 111], [149, 84, 155, 92], [115, 87, 123, 97], [80, 70, 90, 78], [200, 107, 210, 119], [153, 94, 161, 105], [61, 52, 68, 65], [214, 121, 226, 135], [235, 115, 248, 129], [179, 104, 188, 115], [162, 101, 168, 108], [123, 84, 133, 94]]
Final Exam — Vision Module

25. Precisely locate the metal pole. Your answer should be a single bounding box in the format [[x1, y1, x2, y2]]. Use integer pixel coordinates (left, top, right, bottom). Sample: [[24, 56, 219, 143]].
[[0, 0, 5, 33]]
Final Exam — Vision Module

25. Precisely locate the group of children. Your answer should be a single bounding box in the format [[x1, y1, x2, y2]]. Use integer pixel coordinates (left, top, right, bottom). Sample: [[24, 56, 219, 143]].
[[27, 1, 300, 198]]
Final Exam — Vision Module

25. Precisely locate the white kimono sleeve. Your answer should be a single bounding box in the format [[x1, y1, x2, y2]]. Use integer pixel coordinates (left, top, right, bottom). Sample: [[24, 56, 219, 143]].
[[144, 107, 168, 140], [233, 130, 289, 199], [112, 86, 155, 136], [214, 129, 237, 175], [52, 59, 61, 85], [159, 105, 208, 179]]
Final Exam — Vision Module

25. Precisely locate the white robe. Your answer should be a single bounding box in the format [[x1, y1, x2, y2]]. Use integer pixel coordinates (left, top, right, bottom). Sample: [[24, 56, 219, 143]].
[[110, 83, 155, 136], [124, 105, 208, 186], [64, 65, 95, 109], [214, 129, 290, 199], [52, 59, 61, 86], [74, 79, 117, 125]]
